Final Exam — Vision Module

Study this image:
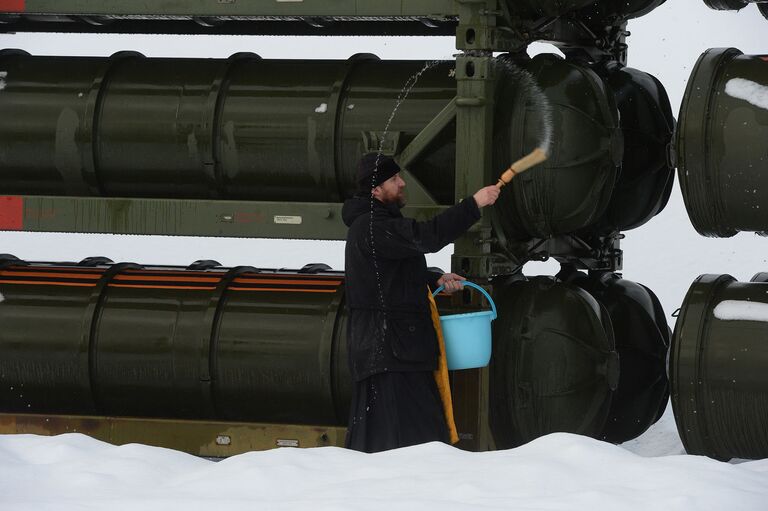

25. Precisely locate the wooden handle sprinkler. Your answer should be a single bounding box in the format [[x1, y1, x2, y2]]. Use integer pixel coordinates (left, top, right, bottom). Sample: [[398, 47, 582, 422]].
[[495, 148, 548, 188]]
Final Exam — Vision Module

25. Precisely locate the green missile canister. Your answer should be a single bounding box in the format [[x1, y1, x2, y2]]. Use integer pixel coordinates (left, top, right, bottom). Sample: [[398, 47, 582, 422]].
[[589, 62, 675, 235], [0, 51, 649, 240], [0, 257, 672, 448], [677, 48, 768, 237], [671, 274, 768, 460], [492, 54, 623, 241], [566, 270, 670, 444], [0, 260, 351, 426], [489, 276, 620, 448]]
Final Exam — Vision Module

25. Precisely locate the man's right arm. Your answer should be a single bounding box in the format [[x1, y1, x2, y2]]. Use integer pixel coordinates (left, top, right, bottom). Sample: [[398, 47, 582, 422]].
[[373, 185, 500, 258]]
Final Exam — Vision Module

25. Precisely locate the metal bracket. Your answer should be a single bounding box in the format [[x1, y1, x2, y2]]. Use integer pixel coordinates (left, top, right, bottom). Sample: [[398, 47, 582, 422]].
[[397, 97, 457, 169], [399, 169, 438, 206], [362, 130, 401, 155], [9, 195, 448, 241]]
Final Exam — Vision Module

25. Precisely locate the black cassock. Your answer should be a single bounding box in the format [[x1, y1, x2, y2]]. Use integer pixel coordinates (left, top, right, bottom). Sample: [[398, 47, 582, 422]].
[[341, 195, 481, 453]]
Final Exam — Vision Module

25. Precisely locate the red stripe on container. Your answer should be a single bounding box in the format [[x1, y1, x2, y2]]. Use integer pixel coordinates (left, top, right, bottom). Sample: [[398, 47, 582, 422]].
[[0, 196, 23, 230], [0, 0, 25, 13], [113, 274, 222, 283], [108, 283, 217, 291], [230, 287, 337, 293], [233, 278, 341, 286]]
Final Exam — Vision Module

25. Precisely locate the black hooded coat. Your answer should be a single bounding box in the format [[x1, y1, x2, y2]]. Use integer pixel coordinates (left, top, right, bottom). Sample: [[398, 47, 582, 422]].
[[341, 195, 481, 381]]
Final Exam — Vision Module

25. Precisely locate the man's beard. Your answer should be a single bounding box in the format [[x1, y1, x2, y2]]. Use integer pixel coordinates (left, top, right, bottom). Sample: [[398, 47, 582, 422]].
[[392, 193, 407, 208], [382, 189, 406, 208]]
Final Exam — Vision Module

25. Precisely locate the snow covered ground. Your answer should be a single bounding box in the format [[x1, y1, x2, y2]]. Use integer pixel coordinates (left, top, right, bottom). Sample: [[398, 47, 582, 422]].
[[2, 406, 768, 511], [1, 2, 767, 510]]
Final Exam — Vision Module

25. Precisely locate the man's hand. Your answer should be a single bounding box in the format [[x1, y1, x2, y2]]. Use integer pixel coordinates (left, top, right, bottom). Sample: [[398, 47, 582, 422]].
[[436, 273, 466, 294], [473, 185, 501, 208]]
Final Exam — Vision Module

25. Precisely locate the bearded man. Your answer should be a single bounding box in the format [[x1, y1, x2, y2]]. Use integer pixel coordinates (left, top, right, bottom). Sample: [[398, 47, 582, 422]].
[[342, 152, 500, 453]]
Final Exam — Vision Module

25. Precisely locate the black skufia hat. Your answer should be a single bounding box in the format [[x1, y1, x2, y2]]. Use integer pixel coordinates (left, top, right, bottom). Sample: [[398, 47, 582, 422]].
[[356, 153, 400, 194]]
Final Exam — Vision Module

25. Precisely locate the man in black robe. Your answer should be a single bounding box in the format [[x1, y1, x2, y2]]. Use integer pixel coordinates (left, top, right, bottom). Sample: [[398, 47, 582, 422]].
[[342, 153, 500, 453]]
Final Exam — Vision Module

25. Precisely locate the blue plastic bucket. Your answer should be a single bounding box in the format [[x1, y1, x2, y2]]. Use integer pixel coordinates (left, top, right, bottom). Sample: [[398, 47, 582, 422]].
[[432, 281, 497, 370]]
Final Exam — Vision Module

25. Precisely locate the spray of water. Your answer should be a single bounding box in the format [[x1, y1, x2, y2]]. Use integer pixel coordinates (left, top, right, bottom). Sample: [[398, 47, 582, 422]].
[[369, 59, 446, 318], [348, 59, 447, 412], [365, 56, 551, 359], [348, 60, 447, 425], [493, 54, 554, 156]]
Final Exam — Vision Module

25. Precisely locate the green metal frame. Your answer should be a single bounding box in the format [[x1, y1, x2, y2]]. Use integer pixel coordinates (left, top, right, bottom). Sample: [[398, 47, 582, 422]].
[[1, 1, 511, 281], [0, 1, 646, 456], [10, 196, 446, 240], [0, 412, 346, 456], [0, 0, 625, 276], [451, 1, 504, 278], [0, 370, 494, 455], [10, 0, 460, 17]]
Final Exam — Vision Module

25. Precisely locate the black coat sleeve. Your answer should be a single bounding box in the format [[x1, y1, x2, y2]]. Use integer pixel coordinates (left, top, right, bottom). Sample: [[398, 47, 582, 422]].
[[426, 268, 443, 292], [373, 197, 481, 259]]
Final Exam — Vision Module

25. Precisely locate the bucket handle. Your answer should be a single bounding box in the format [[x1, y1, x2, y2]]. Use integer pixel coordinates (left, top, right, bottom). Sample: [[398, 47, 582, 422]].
[[432, 281, 497, 320]]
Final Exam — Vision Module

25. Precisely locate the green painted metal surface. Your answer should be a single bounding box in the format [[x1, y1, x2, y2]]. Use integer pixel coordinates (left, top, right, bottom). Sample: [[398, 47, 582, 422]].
[[589, 62, 674, 234], [0, 413, 347, 456], [0, 257, 674, 451], [451, 50, 498, 277], [11, 0, 458, 17], [4, 0, 665, 19], [0, 262, 352, 426], [489, 276, 619, 449], [671, 274, 768, 460], [9, 196, 448, 240], [492, 53, 622, 241], [0, 52, 457, 205], [0, 0, 669, 44], [0, 258, 496, 451], [0, 50, 640, 259], [566, 270, 670, 444], [677, 47, 768, 237]]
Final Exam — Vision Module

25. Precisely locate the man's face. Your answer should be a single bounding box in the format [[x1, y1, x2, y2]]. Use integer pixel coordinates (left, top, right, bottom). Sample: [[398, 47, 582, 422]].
[[373, 173, 406, 207]]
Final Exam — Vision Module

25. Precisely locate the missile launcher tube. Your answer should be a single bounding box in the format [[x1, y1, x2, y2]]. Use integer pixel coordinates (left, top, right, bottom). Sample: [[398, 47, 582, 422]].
[[489, 276, 620, 448], [489, 272, 671, 447], [0, 0, 667, 36], [0, 260, 351, 426], [677, 48, 768, 237], [672, 274, 768, 460], [0, 258, 671, 446], [0, 51, 457, 204], [0, 51, 678, 240]]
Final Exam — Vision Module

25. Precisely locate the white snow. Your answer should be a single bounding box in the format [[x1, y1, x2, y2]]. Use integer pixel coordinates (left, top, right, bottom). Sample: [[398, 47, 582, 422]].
[[725, 78, 768, 111], [1, 409, 767, 511], [314, 102, 328, 113], [0, 71, 6, 91], [713, 299, 768, 321]]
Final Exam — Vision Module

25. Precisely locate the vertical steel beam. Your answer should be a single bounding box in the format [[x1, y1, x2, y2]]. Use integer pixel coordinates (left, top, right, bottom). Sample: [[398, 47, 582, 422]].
[[452, 1, 498, 279], [449, 1, 503, 453]]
